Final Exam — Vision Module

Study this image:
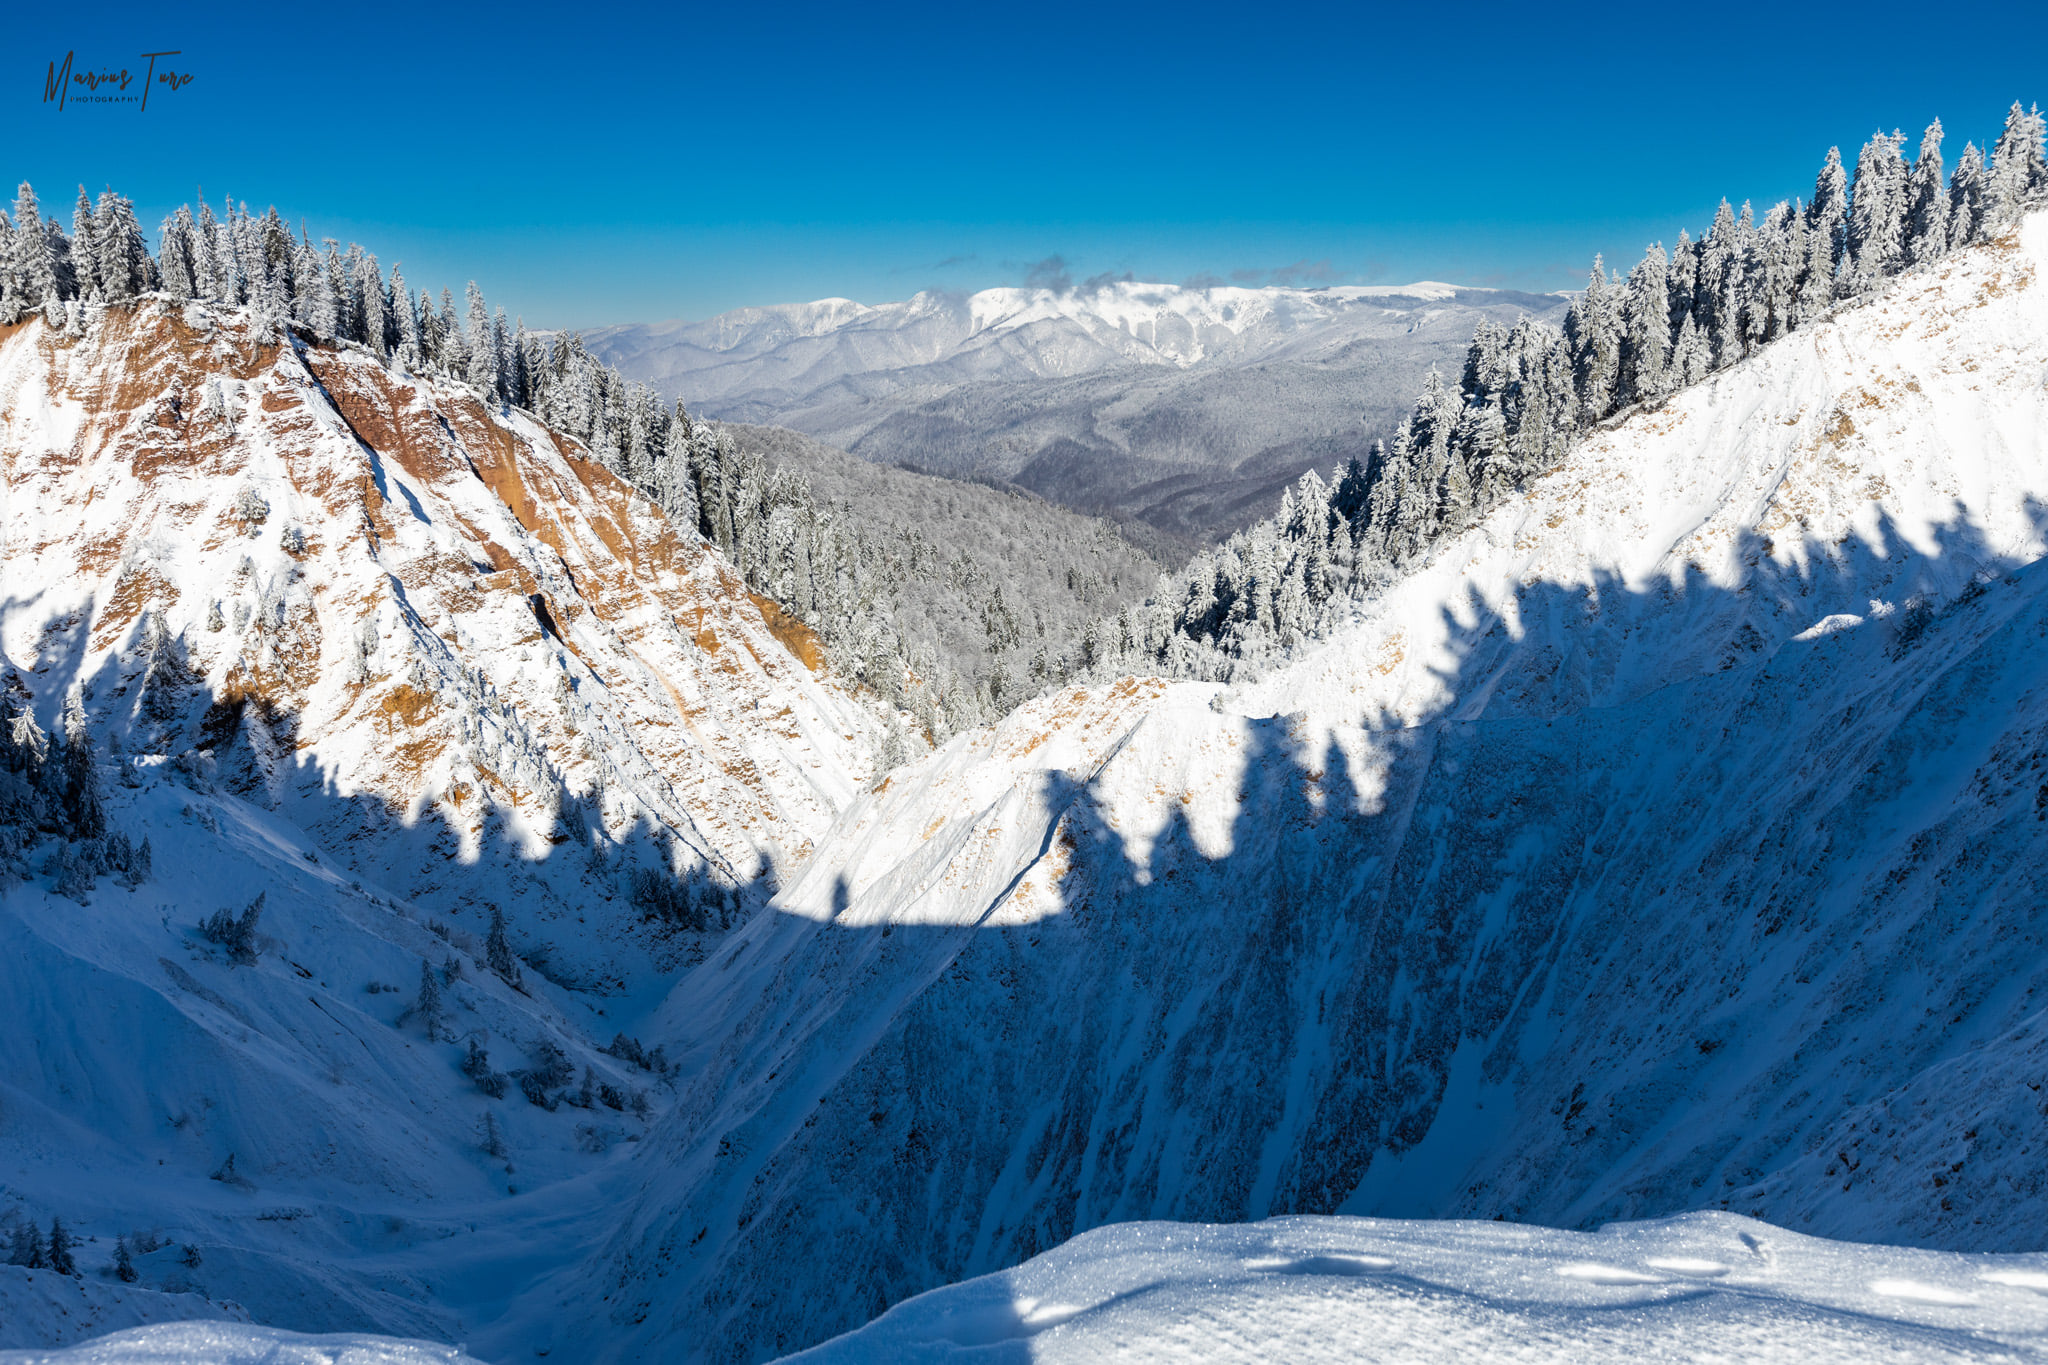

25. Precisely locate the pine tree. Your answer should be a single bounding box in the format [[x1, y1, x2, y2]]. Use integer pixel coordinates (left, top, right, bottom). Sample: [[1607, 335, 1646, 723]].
[[1665, 229, 1697, 344], [485, 904, 518, 982], [410, 957, 443, 1037], [1845, 129, 1909, 293], [466, 282, 499, 395], [1620, 243, 1670, 405], [9, 1219, 46, 1269], [192, 203, 220, 301], [1948, 142, 1988, 249], [390, 267, 419, 361], [439, 289, 464, 375], [492, 308, 512, 403], [479, 1110, 507, 1160], [361, 254, 389, 356], [1903, 120, 1949, 268], [1803, 147, 1849, 309], [46, 1218, 75, 1277], [113, 1236, 137, 1283], [59, 690, 105, 841], [1564, 259, 1620, 422], [158, 206, 200, 300], [70, 187, 101, 301], [1987, 101, 2048, 231], [11, 184, 59, 315], [93, 191, 150, 303]]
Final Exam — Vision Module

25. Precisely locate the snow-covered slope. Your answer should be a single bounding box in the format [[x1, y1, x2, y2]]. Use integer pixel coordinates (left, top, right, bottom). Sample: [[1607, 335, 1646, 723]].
[[791, 1212, 2048, 1363], [0, 301, 880, 959], [587, 282, 1567, 545], [0, 302, 880, 1344], [0, 1323, 486, 1365], [534, 213, 2048, 1361]]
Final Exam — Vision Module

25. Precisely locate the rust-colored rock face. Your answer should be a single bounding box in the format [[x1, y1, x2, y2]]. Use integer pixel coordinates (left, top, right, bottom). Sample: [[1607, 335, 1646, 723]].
[[1, 300, 877, 982]]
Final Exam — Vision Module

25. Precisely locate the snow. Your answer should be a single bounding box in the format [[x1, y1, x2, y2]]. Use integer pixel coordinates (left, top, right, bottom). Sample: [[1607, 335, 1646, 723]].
[[10, 210, 2048, 1365], [0, 1266, 245, 1354], [0, 1323, 484, 1365], [0, 303, 881, 1352], [548, 213, 2048, 1362], [789, 1213, 2048, 1363]]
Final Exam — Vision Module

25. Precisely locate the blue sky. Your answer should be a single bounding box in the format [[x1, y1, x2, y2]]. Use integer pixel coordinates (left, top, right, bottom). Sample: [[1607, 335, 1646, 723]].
[[7, 1, 2047, 327]]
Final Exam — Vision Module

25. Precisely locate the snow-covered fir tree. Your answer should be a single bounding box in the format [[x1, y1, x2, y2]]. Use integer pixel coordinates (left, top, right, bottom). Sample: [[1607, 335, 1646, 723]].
[[1054, 103, 2048, 685]]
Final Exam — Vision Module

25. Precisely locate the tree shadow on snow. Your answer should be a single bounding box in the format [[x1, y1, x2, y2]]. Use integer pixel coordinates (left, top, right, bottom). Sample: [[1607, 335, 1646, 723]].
[[586, 499, 2048, 1364]]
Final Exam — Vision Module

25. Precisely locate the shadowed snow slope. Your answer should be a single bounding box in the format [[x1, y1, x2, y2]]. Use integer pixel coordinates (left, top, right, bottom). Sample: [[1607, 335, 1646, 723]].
[[788, 1212, 2048, 1363], [0, 303, 878, 1344], [525, 213, 2048, 1362]]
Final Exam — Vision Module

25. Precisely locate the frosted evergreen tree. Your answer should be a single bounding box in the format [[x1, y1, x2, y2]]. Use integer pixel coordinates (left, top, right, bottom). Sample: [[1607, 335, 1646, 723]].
[[1904, 120, 1949, 267], [466, 282, 499, 395], [1694, 202, 1737, 363], [1620, 243, 1670, 405], [408, 958, 443, 1037], [260, 208, 295, 301], [1665, 229, 1697, 342], [1563, 259, 1620, 422], [113, 1236, 137, 1283], [59, 690, 104, 841], [1803, 147, 1849, 308], [485, 904, 519, 983], [12, 186, 57, 310], [439, 289, 465, 375], [200, 892, 265, 965], [1749, 203, 1804, 347], [361, 254, 389, 356], [492, 308, 513, 403], [1948, 142, 1988, 248], [93, 191, 154, 302], [307, 247, 340, 337], [416, 289, 439, 365], [391, 265, 420, 362], [339, 244, 367, 342], [9, 1219, 46, 1269], [1670, 314, 1710, 387], [508, 318, 531, 405], [1845, 130, 1908, 293], [46, 1218, 75, 1277], [1987, 101, 2048, 230], [70, 187, 100, 301], [158, 206, 200, 300], [193, 203, 221, 302]]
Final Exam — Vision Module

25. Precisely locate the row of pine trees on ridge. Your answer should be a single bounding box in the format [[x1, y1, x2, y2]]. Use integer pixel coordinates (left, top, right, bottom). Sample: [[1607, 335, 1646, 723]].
[[0, 183, 995, 738], [1073, 103, 2048, 680], [2, 104, 2043, 710]]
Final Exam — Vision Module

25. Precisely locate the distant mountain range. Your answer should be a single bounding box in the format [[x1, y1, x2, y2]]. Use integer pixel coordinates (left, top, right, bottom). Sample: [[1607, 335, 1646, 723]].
[[586, 281, 1568, 551]]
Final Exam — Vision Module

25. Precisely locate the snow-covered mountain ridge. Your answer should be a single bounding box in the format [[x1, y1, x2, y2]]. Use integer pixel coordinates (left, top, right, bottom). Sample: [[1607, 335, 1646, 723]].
[[1, 300, 878, 908], [605, 279, 1480, 376], [0, 299, 879, 1341], [587, 281, 1566, 545], [530, 212, 2048, 1360]]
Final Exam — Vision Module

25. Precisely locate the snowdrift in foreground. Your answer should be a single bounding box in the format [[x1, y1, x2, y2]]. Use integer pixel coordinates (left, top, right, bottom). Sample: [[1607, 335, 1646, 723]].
[[789, 1212, 2048, 1364], [0, 1323, 484, 1365]]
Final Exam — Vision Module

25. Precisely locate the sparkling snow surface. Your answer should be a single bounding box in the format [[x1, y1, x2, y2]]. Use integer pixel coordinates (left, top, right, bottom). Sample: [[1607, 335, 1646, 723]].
[[0, 1323, 484, 1365], [790, 1213, 2048, 1363]]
